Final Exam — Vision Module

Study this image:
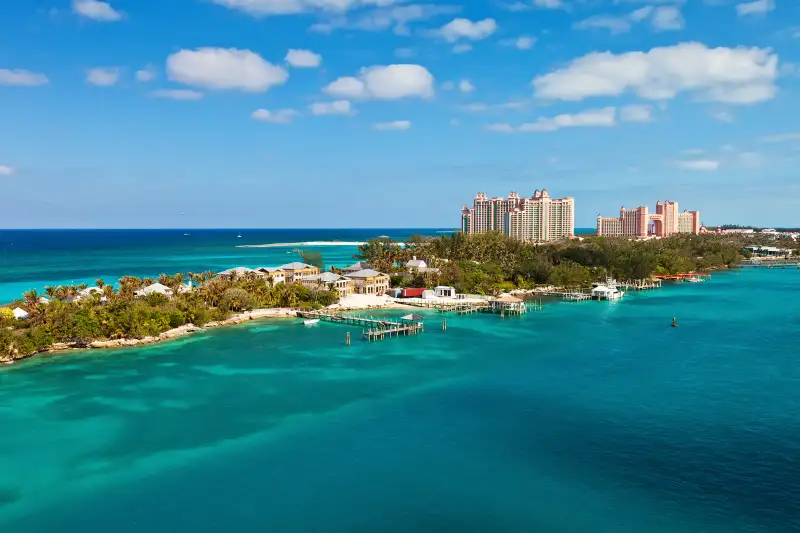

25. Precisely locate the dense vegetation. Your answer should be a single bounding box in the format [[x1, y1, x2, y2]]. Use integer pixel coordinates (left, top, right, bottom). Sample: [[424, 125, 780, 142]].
[[357, 232, 749, 295], [1, 271, 337, 361]]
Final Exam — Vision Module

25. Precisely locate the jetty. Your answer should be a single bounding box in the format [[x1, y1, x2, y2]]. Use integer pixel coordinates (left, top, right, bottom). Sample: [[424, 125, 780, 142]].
[[295, 310, 424, 341]]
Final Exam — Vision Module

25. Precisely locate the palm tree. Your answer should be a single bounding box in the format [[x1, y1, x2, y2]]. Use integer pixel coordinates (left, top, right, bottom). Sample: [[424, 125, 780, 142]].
[[95, 278, 105, 289], [44, 286, 57, 299], [23, 290, 39, 309]]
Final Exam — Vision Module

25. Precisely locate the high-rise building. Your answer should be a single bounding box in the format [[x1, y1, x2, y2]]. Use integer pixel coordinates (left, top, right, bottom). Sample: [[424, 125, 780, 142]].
[[461, 189, 574, 242], [597, 200, 700, 237]]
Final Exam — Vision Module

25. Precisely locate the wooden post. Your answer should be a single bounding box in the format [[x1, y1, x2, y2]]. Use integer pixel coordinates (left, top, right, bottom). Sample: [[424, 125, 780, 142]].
[[442, 318, 447, 332], [346, 331, 351, 346]]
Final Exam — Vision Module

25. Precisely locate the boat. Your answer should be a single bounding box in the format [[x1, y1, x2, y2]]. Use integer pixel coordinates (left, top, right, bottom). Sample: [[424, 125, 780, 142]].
[[237, 233, 242, 239], [303, 319, 320, 326], [184, 233, 190, 236], [684, 276, 704, 283]]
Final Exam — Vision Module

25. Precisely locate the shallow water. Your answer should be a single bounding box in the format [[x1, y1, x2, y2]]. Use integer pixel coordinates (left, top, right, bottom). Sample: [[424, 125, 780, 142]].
[[1, 268, 798, 532]]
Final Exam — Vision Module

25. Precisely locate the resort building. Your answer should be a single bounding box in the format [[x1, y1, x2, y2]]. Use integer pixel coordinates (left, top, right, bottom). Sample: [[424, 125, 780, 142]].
[[346, 269, 391, 295], [301, 272, 354, 298], [134, 283, 174, 298], [256, 267, 285, 285], [280, 262, 320, 283], [461, 189, 575, 242], [597, 201, 700, 238], [341, 262, 372, 275], [217, 267, 261, 277]]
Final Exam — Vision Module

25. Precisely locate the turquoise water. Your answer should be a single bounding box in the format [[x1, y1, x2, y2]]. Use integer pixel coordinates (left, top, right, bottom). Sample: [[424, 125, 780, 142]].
[[1, 267, 798, 532]]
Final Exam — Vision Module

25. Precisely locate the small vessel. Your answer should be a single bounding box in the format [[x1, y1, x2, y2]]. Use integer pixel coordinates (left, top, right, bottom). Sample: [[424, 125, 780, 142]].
[[237, 233, 242, 239], [672, 317, 678, 327], [303, 319, 320, 326], [684, 276, 704, 283], [184, 233, 190, 236]]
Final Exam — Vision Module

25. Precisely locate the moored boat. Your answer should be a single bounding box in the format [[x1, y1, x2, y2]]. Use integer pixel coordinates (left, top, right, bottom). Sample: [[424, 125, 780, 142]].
[[303, 318, 320, 326]]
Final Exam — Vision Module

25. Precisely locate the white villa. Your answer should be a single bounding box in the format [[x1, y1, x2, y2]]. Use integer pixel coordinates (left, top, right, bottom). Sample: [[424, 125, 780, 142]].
[[134, 283, 174, 298], [341, 262, 372, 275], [13, 307, 29, 320], [434, 286, 457, 298], [280, 262, 320, 283], [217, 267, 261, 277]]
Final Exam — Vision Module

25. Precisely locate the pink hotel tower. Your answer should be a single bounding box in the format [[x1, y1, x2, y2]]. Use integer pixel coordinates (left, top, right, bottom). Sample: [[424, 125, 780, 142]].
[[597, 201, 701, 237]]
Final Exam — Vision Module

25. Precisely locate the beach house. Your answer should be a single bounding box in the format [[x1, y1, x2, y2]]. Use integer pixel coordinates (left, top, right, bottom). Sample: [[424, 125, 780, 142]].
[[217, 267, 261, 278], [13, 307, 29, 320], [301, 272, 354, 298], [280, 262, 320, 283], [256, 267, 285, 285], [341, 262, 372, 275], [134, 283, 174, 298], [346, 269, 391, 295]]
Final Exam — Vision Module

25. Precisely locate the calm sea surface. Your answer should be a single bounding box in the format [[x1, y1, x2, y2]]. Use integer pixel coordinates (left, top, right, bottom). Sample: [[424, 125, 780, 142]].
[[0, 261, 798, 532]]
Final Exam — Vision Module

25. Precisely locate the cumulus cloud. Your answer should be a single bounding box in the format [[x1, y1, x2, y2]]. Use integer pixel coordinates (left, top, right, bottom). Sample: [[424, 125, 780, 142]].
[[619, 104, 653, 122], [459, 79, 475, 93], [167, 48, 288, 92], [374, 120, 411, 130], [309, 100, 353, 115], [285, 49, 322, 68], [437, 18, 497, 42], [251, 108, 298, 124], [676, 159, 720, 171], [487, 107, 617, 133], [72, 0, 122, 21], [150, 89, 204, 100], [532, 42, 778, 105], [324, 64, 434, 100], [0, 165, 15, 176], [574, 5, 684, 33], [0, 68, 49, 86], [136, 66, 156, 82], [86, 67, 120, 86], [514, 36, 535, 49], [736, 0, 774, 16]]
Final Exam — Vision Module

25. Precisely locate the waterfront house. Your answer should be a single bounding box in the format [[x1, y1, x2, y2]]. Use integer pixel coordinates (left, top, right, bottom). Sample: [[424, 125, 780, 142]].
[[341, 262, 372, 275], [346, 269, 391, 295], [280, 262, 320, 283], [13, 307, 29, 320], [256, 267, 285, 285], [217, 267, 261, 278], [75, 286, 106, 302], [406, 256, 428, 271], [434, 286, 457, 298], [301, 272, 354, 298], [38, 296, 51, 305], [134, 283, 174, 298]]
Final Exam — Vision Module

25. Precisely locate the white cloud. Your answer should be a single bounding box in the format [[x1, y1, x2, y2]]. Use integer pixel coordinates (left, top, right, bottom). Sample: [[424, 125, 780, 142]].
[[324, 64, 434, 100], [532, 42, 778, 105], [309, 100, 353, 115], [574, 5, 683, 33], [452, 43, 473, 54], [708, 110, 734, 122], [651, 6, 684, 30], [487, 107, 617, 133], [682, 148, 705, 155], [438, 18, 497, 42], [0, 68, 49, 86], [760, 132, 800, 142], [86, 67, 120, 86], [285, 49, 322, 68], [619, 104, 653, 122], [533, 0, 564, 8], [313, 4, 461, 34], [677, 159, 720, 171], [735, 0, 774, 16], [459, 79, 475, 93], [374, 120, 411, 130], [251, 108, 298, 124], [150, 89, 204, 100], [167, 48, 288, 92], [211, 0, 404, 16], [514, 36, 536, 49], [463, 100, 527, 112], [136, 66, 156, 82], [0, 165, 15, 176], [72, 0, 122, 21]]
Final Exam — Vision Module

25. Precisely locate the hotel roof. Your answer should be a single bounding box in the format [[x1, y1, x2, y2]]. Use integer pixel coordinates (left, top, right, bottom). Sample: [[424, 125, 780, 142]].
[[217, 266, 259, 276], [345, 269, 385, 278], [305, 272, 348, 283], [280, 262, 315, 270]]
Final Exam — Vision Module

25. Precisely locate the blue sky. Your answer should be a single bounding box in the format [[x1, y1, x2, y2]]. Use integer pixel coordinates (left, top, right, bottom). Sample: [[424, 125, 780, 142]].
[[0, 0, 799, 229]]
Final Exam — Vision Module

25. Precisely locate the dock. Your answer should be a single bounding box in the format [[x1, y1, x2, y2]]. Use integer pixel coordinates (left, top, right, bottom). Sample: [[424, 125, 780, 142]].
[[296, 310, 424, 341]]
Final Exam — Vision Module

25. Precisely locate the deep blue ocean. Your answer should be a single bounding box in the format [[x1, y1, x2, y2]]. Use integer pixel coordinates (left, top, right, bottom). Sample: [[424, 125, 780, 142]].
[[1, 230, 798, 532]]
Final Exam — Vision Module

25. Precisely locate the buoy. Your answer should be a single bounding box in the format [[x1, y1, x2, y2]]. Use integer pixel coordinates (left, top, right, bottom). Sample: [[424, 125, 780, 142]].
[[672, 317, 678, 328]]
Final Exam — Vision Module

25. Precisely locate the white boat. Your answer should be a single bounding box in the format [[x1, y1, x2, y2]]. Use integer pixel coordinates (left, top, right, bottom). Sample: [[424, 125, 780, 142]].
[[303, 319, 320, 326], [590, 285, 624, 300], [684, 276, 704, 283], [237, 233, 242, 238]]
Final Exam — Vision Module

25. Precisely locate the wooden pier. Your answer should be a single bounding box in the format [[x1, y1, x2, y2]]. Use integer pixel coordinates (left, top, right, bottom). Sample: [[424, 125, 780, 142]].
[[296, 310, 424, 342]]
